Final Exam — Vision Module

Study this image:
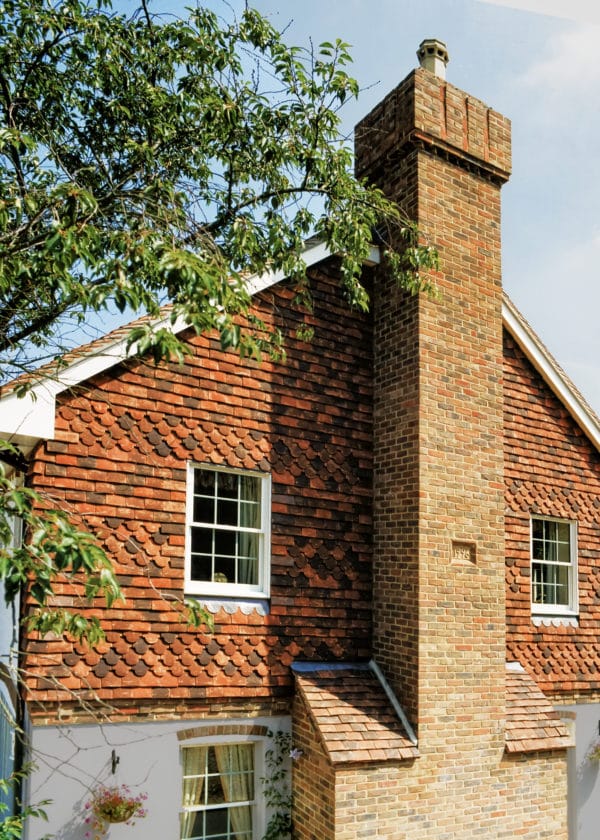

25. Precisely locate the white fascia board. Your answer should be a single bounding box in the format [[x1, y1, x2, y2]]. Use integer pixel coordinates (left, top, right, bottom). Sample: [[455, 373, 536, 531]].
[[244, 240, 380, 296], [1, 243, 380, 447], [0, 313, 178, 445], [245, 240, 332, 296], [0, 389, 56, 445], [502, 296, 600, 453]]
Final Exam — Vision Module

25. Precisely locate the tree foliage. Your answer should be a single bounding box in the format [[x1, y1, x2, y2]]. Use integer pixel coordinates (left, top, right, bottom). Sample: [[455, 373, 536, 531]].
[[0, 763, 50, 839], [0, 456, 119, 643], [0, 0, 438, 641]]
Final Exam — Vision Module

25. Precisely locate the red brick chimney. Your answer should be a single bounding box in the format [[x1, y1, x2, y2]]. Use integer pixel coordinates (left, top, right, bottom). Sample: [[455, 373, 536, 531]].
[[355, 42, 511, 753]]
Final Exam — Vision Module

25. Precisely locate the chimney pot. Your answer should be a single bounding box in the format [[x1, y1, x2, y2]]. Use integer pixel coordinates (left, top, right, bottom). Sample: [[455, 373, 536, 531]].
[[417, 38, 449, 79]]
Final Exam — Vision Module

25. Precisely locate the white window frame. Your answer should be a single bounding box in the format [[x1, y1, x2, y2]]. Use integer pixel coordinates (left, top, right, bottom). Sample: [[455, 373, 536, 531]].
[[179, 735, 266, 840], [530, 515, 578, 616], [185, 463, 271, 599]]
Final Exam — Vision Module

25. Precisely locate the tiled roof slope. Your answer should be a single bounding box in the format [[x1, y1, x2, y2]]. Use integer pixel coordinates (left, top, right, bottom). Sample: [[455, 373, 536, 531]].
[[505, 664, 573, 753], [293, 664, 418, 765], [503, 293, 600, 452]]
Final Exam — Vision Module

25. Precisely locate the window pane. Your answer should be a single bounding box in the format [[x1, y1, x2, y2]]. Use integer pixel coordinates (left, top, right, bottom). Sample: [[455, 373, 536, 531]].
[[180, 810, 205, 840], [239, 501, 260, 530], [195, 470, 216, 495], [554, 564, 570, 605], [194, 470, 216, 523], [532, 566, 542, 604], [194, 495, 214, 523], [192, 528, 212, 555], [240, 476, 260, 502], [191, 527, 213, 582], [238, 533, 258, 561], [532, 518, 544, 541], [214, 555, 235, 583], [217, 472, 238, 499], [206, 776, 226, 806], [217, 499, 238, 527], [238, 530, 258, 585], [228, 810, 253, 840], [532, 538, 545, 560], [214, 530, 236, 557], [238, 558, 258, 586], [205, 808, 228, 838], [191, 553, 212, 582]]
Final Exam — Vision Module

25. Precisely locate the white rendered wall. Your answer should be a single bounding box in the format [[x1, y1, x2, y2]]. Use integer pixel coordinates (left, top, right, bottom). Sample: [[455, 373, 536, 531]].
[[560, 703, 600, 840], [24, 715, 290, 840]]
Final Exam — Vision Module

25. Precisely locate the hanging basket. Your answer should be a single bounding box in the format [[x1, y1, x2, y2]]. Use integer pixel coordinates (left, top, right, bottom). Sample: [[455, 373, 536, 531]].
[[96, 802, 138, 824], [85, 784, 147, 835]]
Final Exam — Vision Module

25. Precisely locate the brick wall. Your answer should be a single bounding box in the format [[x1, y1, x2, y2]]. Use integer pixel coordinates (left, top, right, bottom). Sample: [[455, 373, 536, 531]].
[[331, 752, 567, 840], [23, 265, 374, 718], [504, 331, 600, 695], [292, 694, 335, 840], [293, 682, 568, 839]]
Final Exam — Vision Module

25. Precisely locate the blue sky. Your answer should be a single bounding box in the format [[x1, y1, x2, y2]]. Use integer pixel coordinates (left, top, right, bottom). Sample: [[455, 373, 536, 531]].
[[231, 0, 600, 414]]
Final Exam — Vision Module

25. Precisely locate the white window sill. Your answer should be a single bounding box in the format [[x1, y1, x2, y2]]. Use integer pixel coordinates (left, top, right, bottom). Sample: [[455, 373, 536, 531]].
[[531, 614, 578, 628], [185, 582, 269, 600], [190, 597, 269, 616]]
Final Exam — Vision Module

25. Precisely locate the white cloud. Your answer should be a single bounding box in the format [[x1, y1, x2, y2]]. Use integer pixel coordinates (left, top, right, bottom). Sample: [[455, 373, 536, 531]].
[[478, 0, 600, 24], [518, 24, 600, 92]]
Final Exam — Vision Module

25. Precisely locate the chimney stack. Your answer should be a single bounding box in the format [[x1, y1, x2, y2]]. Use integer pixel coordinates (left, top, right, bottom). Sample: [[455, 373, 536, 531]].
[[354, 44, 512, 829]]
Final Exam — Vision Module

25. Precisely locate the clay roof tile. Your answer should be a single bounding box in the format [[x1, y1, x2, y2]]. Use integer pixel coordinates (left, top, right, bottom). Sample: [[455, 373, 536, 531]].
[[505, 663, 573, 754], [293, 663, 418, 766]]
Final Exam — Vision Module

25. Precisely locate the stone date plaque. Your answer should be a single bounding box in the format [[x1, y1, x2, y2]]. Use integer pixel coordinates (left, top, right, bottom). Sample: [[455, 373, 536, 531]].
[[451, 541, 476, 565]]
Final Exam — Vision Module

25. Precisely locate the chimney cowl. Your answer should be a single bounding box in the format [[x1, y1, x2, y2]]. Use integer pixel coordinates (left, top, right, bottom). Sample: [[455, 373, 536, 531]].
[[417, 38, 449, 79]]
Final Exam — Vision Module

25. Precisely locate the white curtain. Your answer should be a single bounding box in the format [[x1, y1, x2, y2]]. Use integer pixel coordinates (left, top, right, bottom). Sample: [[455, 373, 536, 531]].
[[238, 476, 260, 585], [181, 746, 207, 839], [214, 743, 253, 839]]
